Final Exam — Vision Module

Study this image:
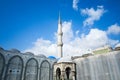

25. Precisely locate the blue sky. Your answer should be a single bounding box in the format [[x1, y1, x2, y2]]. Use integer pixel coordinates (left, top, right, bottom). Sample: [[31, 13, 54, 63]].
[[0, 0, 120, 57]]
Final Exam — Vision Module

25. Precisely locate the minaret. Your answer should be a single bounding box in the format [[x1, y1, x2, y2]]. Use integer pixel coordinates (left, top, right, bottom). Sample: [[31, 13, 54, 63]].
[[57, 13, 63, 58]]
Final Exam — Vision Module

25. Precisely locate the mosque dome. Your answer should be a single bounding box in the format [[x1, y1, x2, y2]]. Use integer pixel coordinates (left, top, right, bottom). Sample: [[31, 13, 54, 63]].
[[24, 52, 34, 56], [10, 49, 20, 53], [37, 54, 46, 58], [115, 43, 120, 48], [115, 43, 120, 51], [0, 47, 4, 50], [57, 56, 72, 63], [48, 56, 56, 59]]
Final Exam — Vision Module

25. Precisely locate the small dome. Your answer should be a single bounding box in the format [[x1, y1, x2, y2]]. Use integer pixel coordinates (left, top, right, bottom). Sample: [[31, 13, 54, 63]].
[[48, 56, 56, 59], [115, 43, 120, 48], [10, 49, 20, 53], [0, 47, 4, 50], [24, 52, 34, 56], [37, 54, 46, 58], [85, 49, 93, 54], [115, 43, 120, 51], [57, 56, 72, 63]]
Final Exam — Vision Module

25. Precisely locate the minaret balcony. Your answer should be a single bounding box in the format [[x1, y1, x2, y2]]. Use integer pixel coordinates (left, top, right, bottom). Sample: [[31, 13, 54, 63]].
[[58, 32, 63, 35], [57, 43, 63, 46]]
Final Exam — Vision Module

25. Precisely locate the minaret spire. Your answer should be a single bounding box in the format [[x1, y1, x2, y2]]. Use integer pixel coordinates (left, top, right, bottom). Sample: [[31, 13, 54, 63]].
[[57, 12, 63, 58], [58, 12, 61, 24]]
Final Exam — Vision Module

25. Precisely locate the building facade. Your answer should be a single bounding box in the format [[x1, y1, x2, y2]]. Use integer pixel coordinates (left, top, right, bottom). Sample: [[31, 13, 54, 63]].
[[1, 46, 120, 80], [0, 47, 56, 80]]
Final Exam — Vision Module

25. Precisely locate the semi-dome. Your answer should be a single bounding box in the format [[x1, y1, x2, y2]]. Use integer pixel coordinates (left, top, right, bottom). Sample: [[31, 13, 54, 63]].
[[57, 56, 72, 63]]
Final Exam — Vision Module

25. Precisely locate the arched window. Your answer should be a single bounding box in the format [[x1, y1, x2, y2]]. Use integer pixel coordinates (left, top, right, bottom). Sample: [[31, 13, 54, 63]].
[[40, 60, 50, 80], [56, 68, 61, 80], [5, 56, 23, 80], [65, 67, 71, 80], [24, 58, 38, 80], [0, 53, 5, 79]]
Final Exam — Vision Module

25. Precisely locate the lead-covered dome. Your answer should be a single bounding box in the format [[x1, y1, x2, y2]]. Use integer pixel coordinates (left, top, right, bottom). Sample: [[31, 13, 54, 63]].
[[10, 49, 20, 53], [0, 47, 4, 50], [115, 43, 120, 48], [115, 43, 120, 51], [37, 54, 46, 58], [57, 56, 72, 63], [24, 52, 34, 56]]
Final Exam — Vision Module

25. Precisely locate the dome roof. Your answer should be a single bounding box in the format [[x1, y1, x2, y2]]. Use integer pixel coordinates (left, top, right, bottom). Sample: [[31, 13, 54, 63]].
[[24, 52, 34, 56], [37, 54, 46, 58], [10, 49, 20, 53], [57, 56, 72, 63], [0, 47, 4, 50], [48, 56, 56, 59], [115, 43, 120, 48]]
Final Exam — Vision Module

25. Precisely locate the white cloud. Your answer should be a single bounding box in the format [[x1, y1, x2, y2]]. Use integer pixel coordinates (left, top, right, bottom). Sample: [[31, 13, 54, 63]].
[[81, 29, 108, 48], [107, 24, 120, 35], [81, 6, 105, 26], [24, 38, 57, 57], [24, 21, 119, 58], [73, 0, 79, 10], [62, 21, 73, 43]]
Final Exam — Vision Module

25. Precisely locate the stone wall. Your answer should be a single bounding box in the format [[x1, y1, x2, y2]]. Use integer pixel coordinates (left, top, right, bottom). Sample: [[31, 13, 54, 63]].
[[1, 47, 120, 80], [74, 51, 120, 80], [0, 48, 56, 80]]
